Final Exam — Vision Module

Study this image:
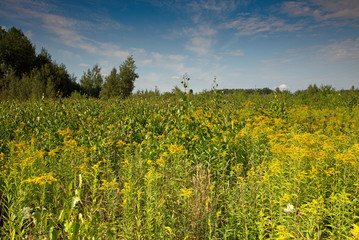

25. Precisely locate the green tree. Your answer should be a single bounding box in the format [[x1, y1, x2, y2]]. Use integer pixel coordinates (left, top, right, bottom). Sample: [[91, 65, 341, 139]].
[[16, 62, 79, 100], [34, 48, 52, 69], [0, 26, 80, 99], [0, 69, 19, 99], [80, 64, 103, 97], [118, 56, 139, 98], [0, 27, 36, 77], [100, 56, 139, 99], [100, 67, 121, 99]]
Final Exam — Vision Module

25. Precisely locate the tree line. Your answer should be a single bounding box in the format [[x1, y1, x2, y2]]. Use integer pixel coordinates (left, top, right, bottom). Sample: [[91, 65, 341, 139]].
[[0, 26, 138, 100]]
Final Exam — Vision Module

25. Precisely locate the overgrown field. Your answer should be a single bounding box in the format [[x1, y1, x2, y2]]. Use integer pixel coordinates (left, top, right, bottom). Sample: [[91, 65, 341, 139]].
[[1, 90, 359, 239]]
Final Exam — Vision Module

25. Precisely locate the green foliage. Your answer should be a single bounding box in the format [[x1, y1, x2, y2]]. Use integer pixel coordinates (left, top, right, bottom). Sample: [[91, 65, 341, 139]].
[[100, 67, 121, 99], [0, 27, 36, 78], [1, 62, 79, 100], [1, 90, 359, 238], [118, 55, 139, 98], [80, 64, 103, 98], [34, 48, 52, 69], [0, 26, 80, 100], [100, 56, 138, 99]]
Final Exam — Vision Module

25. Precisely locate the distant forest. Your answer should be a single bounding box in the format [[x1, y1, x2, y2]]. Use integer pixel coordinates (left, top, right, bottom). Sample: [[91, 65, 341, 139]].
[[0, 26, 138, 100], [1, 26, 358, 101]]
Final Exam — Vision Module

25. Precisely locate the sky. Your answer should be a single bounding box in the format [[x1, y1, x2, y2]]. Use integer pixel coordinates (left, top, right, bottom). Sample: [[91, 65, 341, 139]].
[[1, 0, 359, 93]]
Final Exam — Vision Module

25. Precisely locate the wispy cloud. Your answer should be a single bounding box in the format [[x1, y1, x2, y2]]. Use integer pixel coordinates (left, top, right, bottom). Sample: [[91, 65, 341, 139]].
[[154, 0, 241, 55], [223, 49, 244, 56], [282, 0, 359, 23], [187, 0, 238, 12], [79, 63, 90, 68], [261, 58, 292, 65], [143, 0, 242, 21], [133, 49, 188, 73], [182, 24, 217, 55], [222, 15, 303, 36], [0, 0, 129, 58], [185, 0, 240, 23], [186, 37, 213, 55], [318, 38, 359, 61], [150, 52, 187, 72]]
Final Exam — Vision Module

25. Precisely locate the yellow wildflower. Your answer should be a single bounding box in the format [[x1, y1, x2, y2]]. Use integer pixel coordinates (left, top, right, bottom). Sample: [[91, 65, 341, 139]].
[[105, 139, 114, 146], [117, 140, 127, 146], [99, 178, 118, 191], [280, 194, 291, 204], [324, 168, 335, 176], [64, 139, 77, 147], [167, 144, 185, 155], [145, 167, 162, 184], [351, 224, 359, 239], [276, 225, 294, 240], [58, 128, 71, 136], [165, 226, 175, 236], [179, 187, 193, 199], [156, 156, 167, 166], [22, 172, 58, 185], [48, 147, 61, 157]]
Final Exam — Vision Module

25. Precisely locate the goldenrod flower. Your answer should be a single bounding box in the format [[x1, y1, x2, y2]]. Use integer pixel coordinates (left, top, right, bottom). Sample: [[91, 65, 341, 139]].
[[351, 224, 359, 239], [179, 187, 193, 199], [22, 172, 58, 185]]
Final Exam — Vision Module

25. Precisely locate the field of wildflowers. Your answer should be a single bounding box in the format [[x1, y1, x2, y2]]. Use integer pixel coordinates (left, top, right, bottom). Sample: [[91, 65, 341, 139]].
[[1, 89, 359, 239]]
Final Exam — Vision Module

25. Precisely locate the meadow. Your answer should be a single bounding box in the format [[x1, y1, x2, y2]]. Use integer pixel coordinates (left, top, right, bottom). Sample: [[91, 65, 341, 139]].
[[1, 88, 359, 239]]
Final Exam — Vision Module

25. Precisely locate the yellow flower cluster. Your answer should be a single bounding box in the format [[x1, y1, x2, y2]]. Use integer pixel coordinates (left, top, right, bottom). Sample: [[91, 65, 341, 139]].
[[100, 178, 118, 191], [22, 172, 58, 185], [179, 187, 193, 199]]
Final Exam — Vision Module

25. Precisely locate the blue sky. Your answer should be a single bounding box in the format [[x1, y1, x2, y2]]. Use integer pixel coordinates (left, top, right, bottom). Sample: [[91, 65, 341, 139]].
[[1, 0, 358, 92]]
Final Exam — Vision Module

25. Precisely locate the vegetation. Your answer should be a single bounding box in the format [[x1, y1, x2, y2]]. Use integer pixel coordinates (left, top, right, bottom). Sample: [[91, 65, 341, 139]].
[[80, 65, 103, 98], [1, 87, 359, 239], [100, 57, 138, 100], [0, 26, 138, 100], [1, 25, 359, 239], [0, 27, 80, 99]]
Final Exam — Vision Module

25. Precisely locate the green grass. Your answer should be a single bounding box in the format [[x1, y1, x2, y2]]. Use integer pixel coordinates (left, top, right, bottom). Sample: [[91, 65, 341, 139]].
[[1, 91, 359, 239]]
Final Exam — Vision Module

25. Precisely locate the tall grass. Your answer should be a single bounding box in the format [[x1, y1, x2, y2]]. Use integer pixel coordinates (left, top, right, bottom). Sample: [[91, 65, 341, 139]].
[[1, 90, 359, 239]]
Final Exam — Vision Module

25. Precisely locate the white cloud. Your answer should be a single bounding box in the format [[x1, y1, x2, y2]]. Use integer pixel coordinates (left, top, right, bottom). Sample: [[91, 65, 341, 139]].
[[182, 24, 217, 55], [0, 0, 129, 59], [281, 2, 321, 19], [278, 84, 288, 90], [185, 0, 241, 23], [139, 59, 153, 65], [168, 54, 187, 61], [142, 52, 187, 72], [282, 0, 359, 22], [186, 37, 212, 55], [183, 24, 217, 37], [187, 0, 237, 12], [25, 30, 33, 38], [224, 49, 244, 56], [79, 63, 90, 68], [318, 38, 359, 61], [222, 15, 303, 36], [261, 58, 292, 65]]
